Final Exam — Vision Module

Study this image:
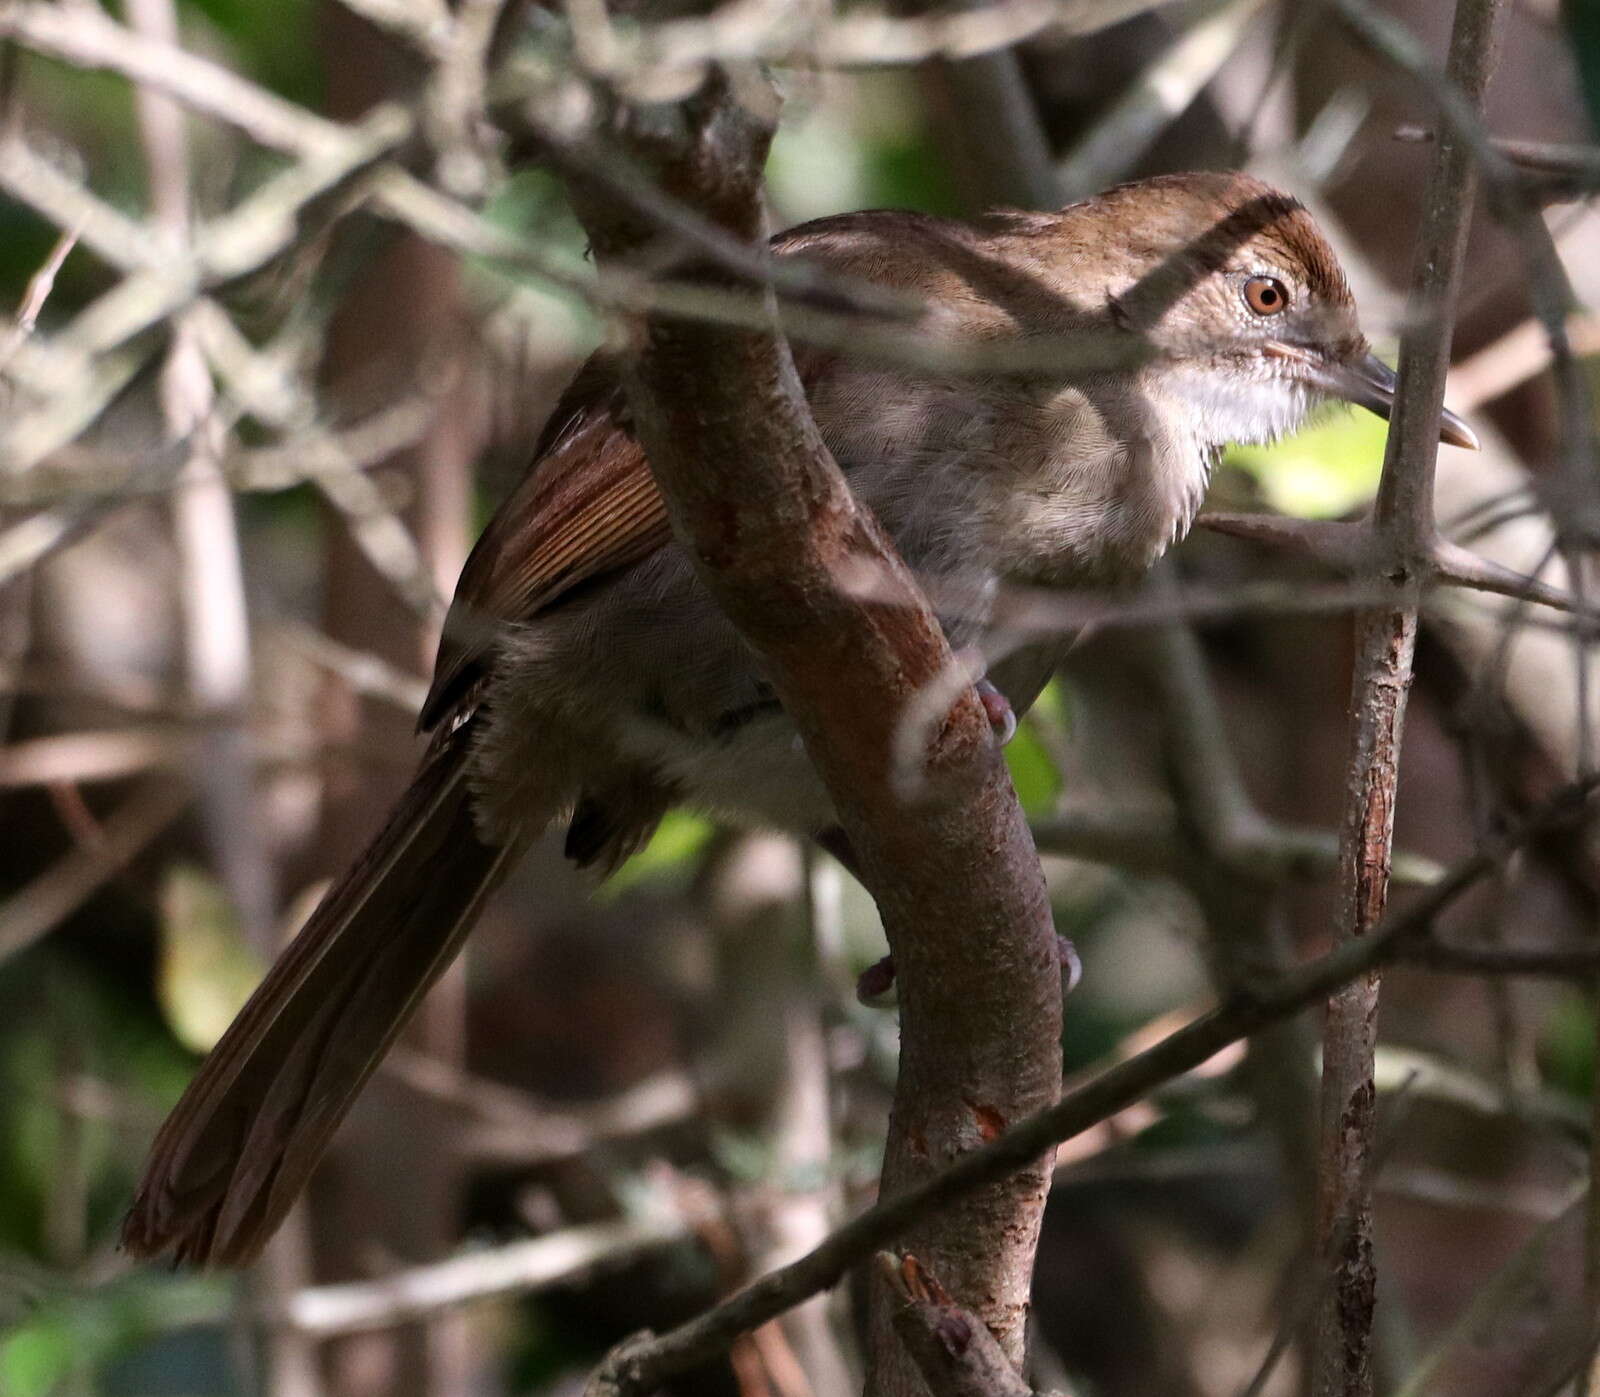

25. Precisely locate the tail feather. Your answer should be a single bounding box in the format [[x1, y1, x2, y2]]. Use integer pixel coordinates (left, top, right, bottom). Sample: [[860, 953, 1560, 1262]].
[[123, 737, 514, 1266]]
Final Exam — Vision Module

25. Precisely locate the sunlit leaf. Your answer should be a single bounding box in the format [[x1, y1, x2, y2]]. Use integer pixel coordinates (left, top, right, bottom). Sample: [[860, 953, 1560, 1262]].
[[0, 1319, 74, 1397], [603, 811, 715, 895], [1006, 721, 1063, 816], [156, 865, 263, 1055], [768, 106, 873, 222]]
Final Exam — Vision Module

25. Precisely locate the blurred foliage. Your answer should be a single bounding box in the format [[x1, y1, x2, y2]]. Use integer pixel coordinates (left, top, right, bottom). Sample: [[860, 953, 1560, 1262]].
[[156, 865, 263, 1054], [2, 1272, 231, 1397], [603, 810, 715, 896], [0, 951, 191, 1258], [182, 0, 319, 106], [1225, 401, 1389, 519], [1564, 0, 1600, 140], [1538, 988, 1596, 1100]]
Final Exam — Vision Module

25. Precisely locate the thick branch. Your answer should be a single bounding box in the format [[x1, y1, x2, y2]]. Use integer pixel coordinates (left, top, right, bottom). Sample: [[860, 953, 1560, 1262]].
[[562, 74, 1061, 1394]]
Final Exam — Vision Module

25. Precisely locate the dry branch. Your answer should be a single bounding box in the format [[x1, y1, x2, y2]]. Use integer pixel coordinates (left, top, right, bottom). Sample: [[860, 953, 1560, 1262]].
[[1198, 513, 1600, 620], [0, 778, 190, 965]]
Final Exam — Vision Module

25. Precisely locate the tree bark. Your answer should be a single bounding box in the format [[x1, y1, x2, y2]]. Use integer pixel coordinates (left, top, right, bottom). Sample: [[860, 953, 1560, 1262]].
[[563, 75, 1063, 1396]]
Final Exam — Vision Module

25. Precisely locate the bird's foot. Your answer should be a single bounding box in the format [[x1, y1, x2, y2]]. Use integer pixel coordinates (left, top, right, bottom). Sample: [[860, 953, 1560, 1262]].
[[855, 935, 1082, 1004], [975, 678, 1017, 745]]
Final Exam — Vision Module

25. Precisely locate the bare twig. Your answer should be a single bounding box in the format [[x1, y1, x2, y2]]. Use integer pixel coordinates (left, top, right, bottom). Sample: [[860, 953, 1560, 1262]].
[[558, 0, 1180, 86], [274, 1214, 692, 1336], [1390, 1188, 1587, 1397], [0, 778, 190, 965], [0, 2, 353, 157], [0, 222, 77, 368], [1393, 938, 1600, 980], [1031, 800, 1442, 885], [1198, 513, 1600, 621], [277, 626, 430, 716], [1057, 0, 1271, 199], [1447, 312, 1600, 414], [333, 0, 452, 55], [381, 1047, 697, 1164], [1395, 124, 1600, 198], [0, 726, 194, 787]]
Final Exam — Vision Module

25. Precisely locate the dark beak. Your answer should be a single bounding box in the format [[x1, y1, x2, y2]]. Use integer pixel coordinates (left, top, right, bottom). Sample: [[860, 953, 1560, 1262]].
[[1270, 345, 1480, 450]]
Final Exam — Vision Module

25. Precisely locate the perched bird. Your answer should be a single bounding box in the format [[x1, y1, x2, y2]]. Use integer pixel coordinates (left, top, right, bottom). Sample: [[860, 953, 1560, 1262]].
[[123, 171, 1475, 1265]]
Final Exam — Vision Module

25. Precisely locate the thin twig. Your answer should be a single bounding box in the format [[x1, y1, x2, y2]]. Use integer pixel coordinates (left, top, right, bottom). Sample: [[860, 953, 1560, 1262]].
[[0, 222, 77, 369], [274, 1214, 691, 1336], [1057, 0, 1271, 199], [0, 778, 190, 965], [1198, 514, 1600, 621], [0, 1, 354, 156]]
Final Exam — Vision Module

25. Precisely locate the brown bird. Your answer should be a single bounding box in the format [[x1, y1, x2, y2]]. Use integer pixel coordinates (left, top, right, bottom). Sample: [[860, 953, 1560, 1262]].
[[122, 171, 1475, 1265]]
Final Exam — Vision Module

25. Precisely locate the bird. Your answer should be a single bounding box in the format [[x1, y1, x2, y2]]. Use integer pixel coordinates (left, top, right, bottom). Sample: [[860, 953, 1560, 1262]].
[[122, 170, 1476, 1266]]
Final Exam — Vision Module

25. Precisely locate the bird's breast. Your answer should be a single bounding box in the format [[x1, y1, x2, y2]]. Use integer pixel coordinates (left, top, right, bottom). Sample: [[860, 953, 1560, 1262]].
[[982, 381, 1214, 586], [811, 368, 1213, 589]]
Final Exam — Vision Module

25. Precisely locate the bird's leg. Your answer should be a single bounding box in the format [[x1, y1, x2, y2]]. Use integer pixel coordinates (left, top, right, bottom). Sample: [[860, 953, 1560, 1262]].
[[839, 678, 1078, 1004]]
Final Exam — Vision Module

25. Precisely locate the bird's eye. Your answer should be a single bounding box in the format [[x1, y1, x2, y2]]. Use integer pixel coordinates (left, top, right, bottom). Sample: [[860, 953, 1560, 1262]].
[[1243, 276, 1289, 316]]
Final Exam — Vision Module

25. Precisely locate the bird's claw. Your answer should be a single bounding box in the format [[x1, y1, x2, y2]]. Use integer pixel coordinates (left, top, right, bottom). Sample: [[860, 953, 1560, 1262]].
[[975, 678, 1017, 745]]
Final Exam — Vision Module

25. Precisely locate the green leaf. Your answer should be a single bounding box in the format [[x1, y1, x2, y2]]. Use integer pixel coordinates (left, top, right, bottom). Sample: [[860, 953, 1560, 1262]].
[[180, 0, 320, 106], [1006, 721, 1063, 817], [0, 1319, 74, 1397], [602, 811, 715, 895], [156, 865, 263, 1054], [1539, 990, 1595, 1097]]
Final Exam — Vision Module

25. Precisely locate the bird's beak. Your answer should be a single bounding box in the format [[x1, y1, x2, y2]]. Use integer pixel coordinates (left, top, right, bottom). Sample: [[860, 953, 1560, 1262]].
[[1268, 345, 1480, 450]]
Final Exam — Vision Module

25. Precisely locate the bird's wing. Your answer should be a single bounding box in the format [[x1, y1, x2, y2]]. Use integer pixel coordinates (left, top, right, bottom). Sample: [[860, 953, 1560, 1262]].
[[419, 358, 672, 731], [420, 340, 849, 730], [416, 210, 972, 734]]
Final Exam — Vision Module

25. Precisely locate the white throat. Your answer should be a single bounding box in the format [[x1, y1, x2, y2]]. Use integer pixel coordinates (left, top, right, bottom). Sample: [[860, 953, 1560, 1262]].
[[1155, 364, 1317, 452]]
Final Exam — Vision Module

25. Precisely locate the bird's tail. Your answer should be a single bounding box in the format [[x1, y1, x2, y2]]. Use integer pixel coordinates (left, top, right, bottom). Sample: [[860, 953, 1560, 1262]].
[[123, 736, 514, 1266]]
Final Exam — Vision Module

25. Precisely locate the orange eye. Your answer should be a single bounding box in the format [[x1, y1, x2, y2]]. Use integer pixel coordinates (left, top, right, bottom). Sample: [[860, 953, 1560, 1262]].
[[1243, 275, 1289, 316]]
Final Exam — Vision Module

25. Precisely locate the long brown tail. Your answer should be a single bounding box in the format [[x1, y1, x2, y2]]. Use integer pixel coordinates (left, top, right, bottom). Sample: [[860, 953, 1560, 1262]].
[[123, 736, 514, 1266]]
